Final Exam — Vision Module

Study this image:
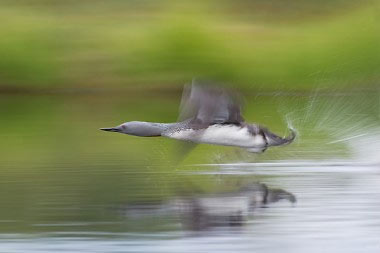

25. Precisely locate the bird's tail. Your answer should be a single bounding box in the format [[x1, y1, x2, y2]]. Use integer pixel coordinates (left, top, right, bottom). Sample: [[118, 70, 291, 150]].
[[263, 127, 297, 147]]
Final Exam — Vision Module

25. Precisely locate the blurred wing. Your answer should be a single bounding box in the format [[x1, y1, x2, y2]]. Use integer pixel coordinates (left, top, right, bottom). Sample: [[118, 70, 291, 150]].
[[177, 79, 244, 128], [177, 83, 196, 123], [172, 141, 198, 164]]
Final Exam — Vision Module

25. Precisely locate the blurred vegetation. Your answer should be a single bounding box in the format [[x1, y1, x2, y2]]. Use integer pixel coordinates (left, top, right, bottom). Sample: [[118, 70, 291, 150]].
[[1, 0, 380, 234], [0, 0, 379, 91]]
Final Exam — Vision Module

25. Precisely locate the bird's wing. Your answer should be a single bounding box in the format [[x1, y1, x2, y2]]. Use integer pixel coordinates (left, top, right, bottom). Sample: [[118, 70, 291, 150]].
[[172, 141, 198, 164], [177, 79, 245, 128]]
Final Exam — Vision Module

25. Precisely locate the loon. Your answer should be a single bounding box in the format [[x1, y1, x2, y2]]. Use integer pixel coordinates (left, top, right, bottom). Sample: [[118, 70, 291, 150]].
[[100, 80, 296, 153]]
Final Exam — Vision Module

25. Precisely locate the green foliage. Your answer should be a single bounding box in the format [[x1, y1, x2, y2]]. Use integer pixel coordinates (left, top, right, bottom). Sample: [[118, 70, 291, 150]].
[[0, 1, 378, 90]]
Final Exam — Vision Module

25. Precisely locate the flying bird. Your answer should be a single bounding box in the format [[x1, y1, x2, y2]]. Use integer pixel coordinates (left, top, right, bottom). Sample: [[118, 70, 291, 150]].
[[100, 80, 296, 153]]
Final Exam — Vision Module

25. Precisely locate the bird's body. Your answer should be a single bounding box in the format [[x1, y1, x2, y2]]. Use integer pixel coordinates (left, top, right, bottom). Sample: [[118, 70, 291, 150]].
[[162, 123, 266, 148], [101, 80, 296, 153]]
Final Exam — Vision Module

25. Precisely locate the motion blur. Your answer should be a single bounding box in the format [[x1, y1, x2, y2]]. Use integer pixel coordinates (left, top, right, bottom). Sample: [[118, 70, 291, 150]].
[[1, 1, 380, 253]]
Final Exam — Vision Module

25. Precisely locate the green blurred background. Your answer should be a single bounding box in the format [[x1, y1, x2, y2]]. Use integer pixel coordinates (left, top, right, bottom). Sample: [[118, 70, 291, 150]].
[[0, 0, 380, 234], [0, 0, 379, 91]]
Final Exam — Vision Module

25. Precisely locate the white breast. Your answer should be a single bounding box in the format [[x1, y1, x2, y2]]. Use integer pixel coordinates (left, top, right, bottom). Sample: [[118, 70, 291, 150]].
[[163, 124, 266, 148]]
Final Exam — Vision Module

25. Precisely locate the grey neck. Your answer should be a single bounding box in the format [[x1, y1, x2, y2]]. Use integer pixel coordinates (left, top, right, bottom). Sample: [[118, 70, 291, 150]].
[[123, 121, 180, 137], [143, 122, 177, 136]]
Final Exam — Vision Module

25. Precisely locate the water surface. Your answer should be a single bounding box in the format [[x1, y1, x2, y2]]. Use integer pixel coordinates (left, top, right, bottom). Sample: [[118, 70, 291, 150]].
[[0, 91, 379, 252]]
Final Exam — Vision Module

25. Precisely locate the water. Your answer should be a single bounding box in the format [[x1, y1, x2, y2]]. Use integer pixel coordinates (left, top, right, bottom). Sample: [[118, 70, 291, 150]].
[[0, 90, 380, 252]]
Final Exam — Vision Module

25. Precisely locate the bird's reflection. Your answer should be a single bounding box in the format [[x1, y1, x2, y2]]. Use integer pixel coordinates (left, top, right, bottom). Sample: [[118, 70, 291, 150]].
[[122, 181, 296, 231]]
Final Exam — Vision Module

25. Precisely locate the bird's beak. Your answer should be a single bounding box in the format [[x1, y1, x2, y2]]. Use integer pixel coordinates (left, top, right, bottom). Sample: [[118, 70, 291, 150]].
[[100, 127, 120, 132]]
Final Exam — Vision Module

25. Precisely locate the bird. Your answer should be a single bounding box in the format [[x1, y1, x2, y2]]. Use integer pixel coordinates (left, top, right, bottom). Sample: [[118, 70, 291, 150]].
[[100, 79, 296, 153]]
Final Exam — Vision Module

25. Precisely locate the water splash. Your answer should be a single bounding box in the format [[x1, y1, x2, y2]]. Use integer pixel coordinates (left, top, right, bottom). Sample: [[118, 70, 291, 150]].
[[273, 90, 380, 164]]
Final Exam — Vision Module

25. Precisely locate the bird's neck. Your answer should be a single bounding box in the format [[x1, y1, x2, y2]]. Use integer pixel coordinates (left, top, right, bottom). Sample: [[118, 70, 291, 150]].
[[132, 122, 179, 137]]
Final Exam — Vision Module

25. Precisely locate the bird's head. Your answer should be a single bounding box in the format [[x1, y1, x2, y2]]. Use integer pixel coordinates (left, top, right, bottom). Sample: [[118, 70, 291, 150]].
[[100, 121, 163, 137]]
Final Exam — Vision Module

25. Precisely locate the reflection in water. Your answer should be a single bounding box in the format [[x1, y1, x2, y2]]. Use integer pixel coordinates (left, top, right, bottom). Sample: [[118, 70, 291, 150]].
[[123, 182, 296, 231]]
